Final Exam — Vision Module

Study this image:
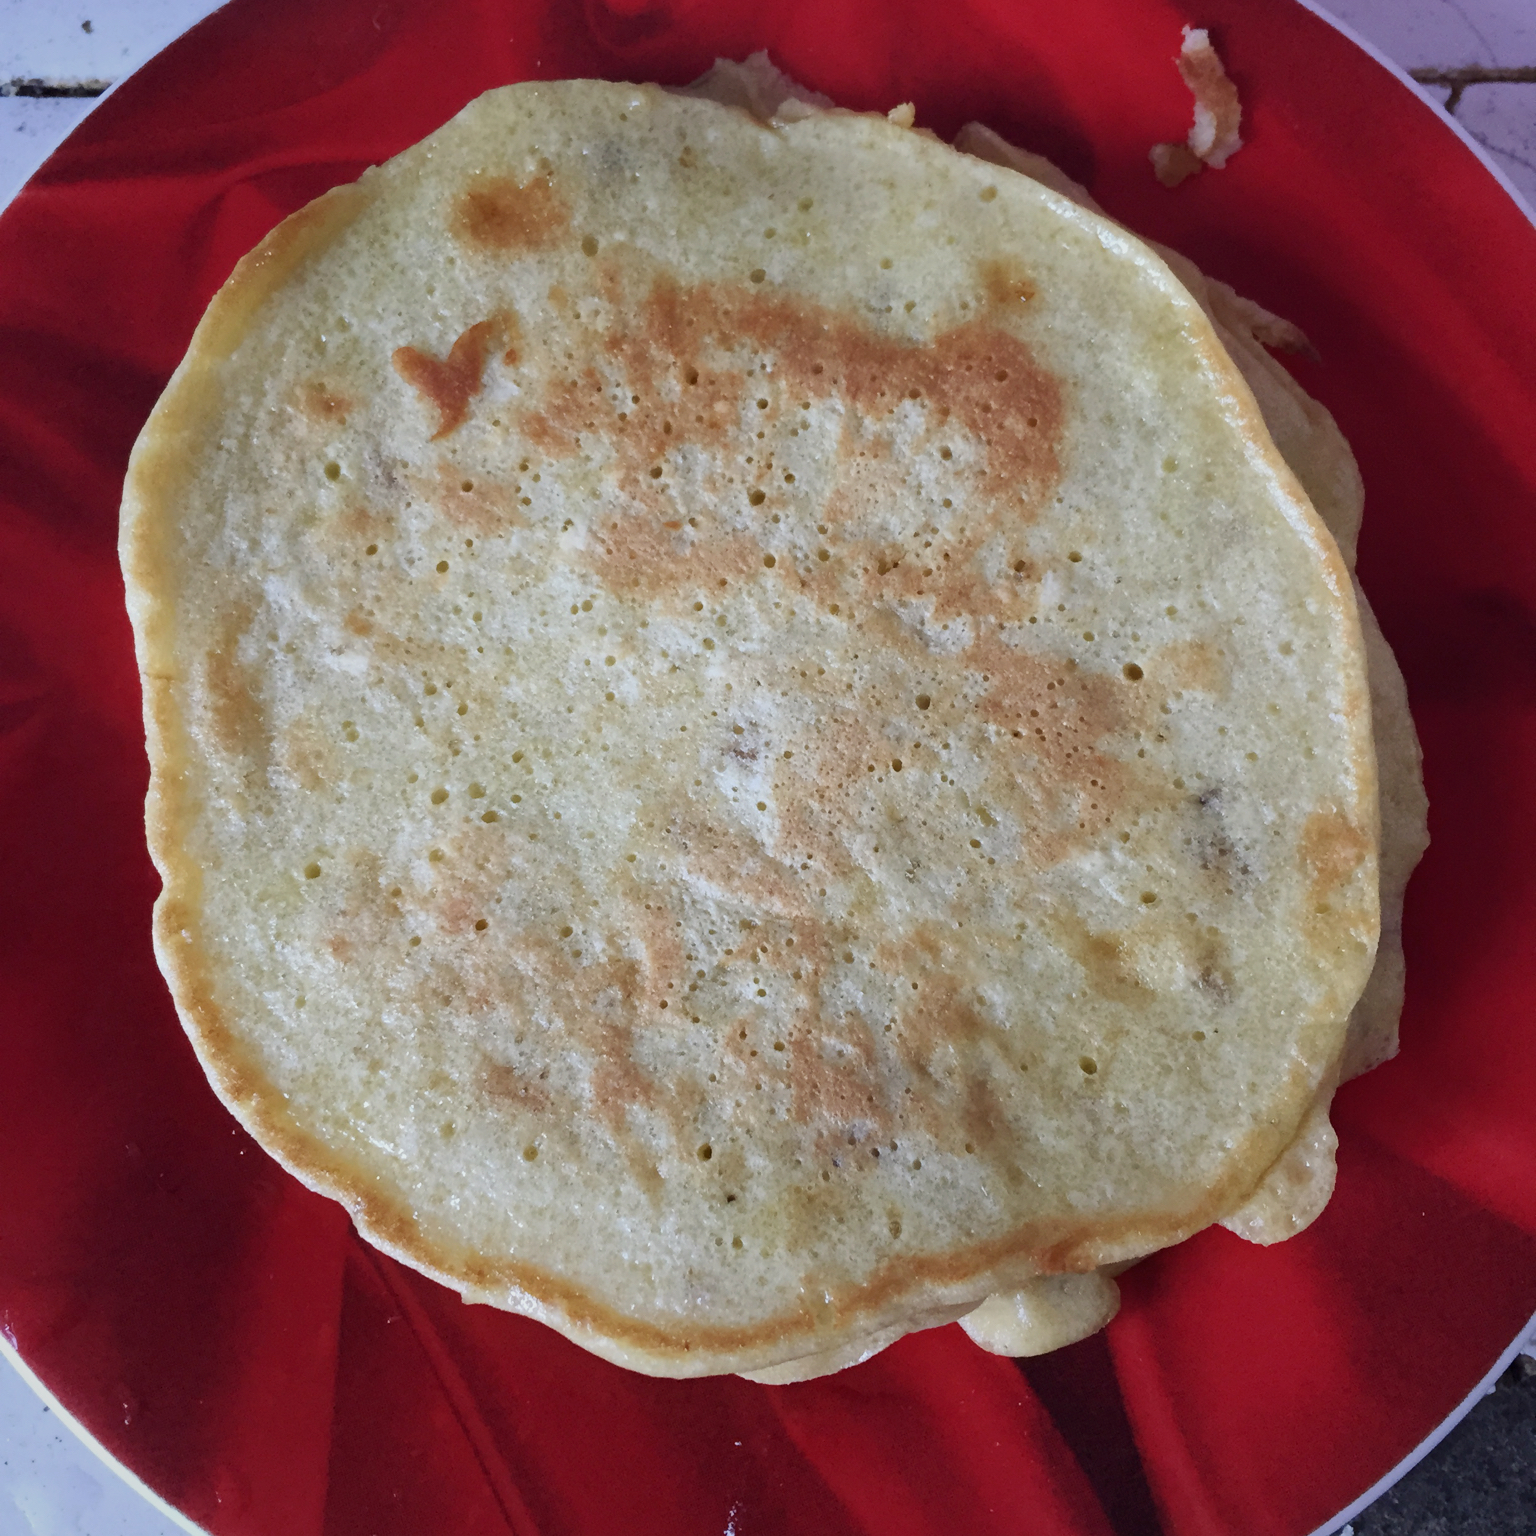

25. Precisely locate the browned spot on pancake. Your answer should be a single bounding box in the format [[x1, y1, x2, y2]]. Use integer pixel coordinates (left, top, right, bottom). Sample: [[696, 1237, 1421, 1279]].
[[888, 958, 994, 1083], [336, 502, 389, 541], [1081, 907, 1232, 1003], [800, 498, 1036, 631], [863, 543, 913, 585], [435, 884, 487, 939], [963, 1075, 1023, 1180], [967, 633, 1142, 865], [878, 959, 1046, 1161], [463, 1000, 665, 1187], [452, 175, 569, 254], [978, 258, 1037, 308], [585, 512, 765, 599], [352, 616, 472, 689], [783, 1010, 892, 1144], [204, 599, 268, 766], [279, 712, 339, 791], [678, 825, 797, 914], [972, 637, 1108, 732], [428, 832, 510, 939], [1153, 638, 1229, 695], [344, 610, 373, 636], [393, 313, 512, 440], [517, 261, 1062, 604], [770, 713, 879, 883], [1196, 964, 1233, 1002], [589, 1020, 660, 1132], [310, 499, 394, 567], [624, 887, 690, 1008], [519, 402, 578, 460], [437, 895, 706, 1174], [783, 708, 880, 803], [479, 1055, 551, 1113], [1300, 809, 1370, 903], [318, 850, 397, 965], [501, 307, 524, 366], [787, 915, 837, 977], [453, 932, 537, 1022], [298, 379, 355, 422], [726, 283, 1061, 514], [517, 361, 621, 462], [1051, 913, 1153, 1007], [426, 462, 527, 537], [888, 537, 1032, 627]]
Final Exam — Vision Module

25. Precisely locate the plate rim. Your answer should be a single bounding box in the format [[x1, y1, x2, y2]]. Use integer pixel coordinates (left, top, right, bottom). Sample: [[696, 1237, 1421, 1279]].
[[0, 1331, 211, 1536], [1302, 1305, 1536, 1536], [1296, 0, 1536, 230]]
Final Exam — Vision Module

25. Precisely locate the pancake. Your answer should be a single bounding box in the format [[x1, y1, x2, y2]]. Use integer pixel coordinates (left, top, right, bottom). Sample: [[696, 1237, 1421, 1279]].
[[122, 75, 1385, 1378]]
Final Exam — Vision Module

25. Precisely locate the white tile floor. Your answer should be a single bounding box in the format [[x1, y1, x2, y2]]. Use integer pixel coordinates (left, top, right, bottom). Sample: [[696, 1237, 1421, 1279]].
[[0, 2, 1533, 1533], [0, 1343, 190, 1536], [1326, 0, 1536, 66], [0, 0, 218, 82]]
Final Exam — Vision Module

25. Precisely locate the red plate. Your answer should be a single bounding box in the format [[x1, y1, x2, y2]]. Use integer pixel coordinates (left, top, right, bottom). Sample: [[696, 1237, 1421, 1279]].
[[2, 2, 1534, 1532]]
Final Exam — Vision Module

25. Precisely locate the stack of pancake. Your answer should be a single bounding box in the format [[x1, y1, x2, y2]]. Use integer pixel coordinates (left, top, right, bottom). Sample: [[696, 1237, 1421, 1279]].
[[120, 58, 1427, 1380]]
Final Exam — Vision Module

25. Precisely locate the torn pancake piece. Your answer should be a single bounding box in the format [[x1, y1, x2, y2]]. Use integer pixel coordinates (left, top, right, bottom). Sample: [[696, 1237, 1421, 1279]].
[[1152, 26, 1246, 186]]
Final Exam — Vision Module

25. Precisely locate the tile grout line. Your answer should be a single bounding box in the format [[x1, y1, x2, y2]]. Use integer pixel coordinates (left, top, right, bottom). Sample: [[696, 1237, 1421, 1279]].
[[1408, 63, 1536, 112], [1, 79, 110, 97], [1403, 65, 1536, 182]]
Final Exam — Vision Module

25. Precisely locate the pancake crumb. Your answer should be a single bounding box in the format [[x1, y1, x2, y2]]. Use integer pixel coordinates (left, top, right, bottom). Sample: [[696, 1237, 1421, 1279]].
[[1151, 26, 1245, 186]]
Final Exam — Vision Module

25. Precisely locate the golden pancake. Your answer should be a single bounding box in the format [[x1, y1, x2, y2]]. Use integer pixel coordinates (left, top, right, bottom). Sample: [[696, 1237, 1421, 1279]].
[[122, 75, 1388, 1377]]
